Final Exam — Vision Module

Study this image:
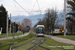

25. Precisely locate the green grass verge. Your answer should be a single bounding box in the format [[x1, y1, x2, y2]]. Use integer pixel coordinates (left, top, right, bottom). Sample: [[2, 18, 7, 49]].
[[41, 43, 61, 50], [55, 35, 75, 39], [0, 33, 25, 38], [33, 46, 46, 50], [34, 37, 42, 44], [12, 36, 36, 48], [0, 32, 35, 50], [15, 37, 43, 50], [0, 33, 31, 44], [16, 43, 34, 50], [0, 42, 13, 50], [40, 37, 75, 50]]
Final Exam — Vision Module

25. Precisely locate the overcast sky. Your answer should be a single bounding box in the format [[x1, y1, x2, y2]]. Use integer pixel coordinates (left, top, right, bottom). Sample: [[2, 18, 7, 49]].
[[0, 0, 64, 16]]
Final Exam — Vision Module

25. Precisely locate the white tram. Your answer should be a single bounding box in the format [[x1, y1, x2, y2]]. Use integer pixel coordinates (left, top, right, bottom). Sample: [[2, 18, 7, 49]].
[[35, 25, 45, 36]]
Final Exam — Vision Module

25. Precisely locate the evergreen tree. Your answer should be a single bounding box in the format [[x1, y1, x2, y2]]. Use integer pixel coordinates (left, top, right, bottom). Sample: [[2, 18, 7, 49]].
[[67, 0, 75, 34], [0, 4, 7, 33], [67, 0, 75, 22]]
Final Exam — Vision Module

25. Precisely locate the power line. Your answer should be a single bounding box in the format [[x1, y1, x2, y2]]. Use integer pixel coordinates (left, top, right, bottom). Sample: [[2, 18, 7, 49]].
[[29, 0, 37, 15], [14, 0, 29, 15], [12, 0, 59, 15], [36, 0, 41, 14], [40, 0, 58, 9], [31, 1, 36, 10], [33, 0, 58, 14], [12, 0, 18, 12]]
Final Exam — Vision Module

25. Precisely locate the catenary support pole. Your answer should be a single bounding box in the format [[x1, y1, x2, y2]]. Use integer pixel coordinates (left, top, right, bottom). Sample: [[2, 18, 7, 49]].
[[10, 14, 11, 35], [6, 12, 8, 39], [64, 0, 66, 37]]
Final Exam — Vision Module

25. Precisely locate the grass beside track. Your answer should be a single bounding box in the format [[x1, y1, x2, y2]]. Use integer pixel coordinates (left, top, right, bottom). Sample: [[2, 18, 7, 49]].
[[55, 35, 75, 39], [12, 36, 36, 48], [16, 43, 34, 50], [34, 37, 42, 44], [15, 37, 75, 50], [40, 37, 75, 50], [0, 32, 35, 50], [0, 33, 25, 38], [16, 37, 43, 50], [33, 46, 46, 50]]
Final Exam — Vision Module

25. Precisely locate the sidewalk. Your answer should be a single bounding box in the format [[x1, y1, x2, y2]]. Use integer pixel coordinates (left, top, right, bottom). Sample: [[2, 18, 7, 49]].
[[45, 35, 75, 45], [0, 33, 29, 40]]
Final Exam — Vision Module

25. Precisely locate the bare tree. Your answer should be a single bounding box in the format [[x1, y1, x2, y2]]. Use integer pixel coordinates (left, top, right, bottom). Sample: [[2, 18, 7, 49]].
[[18, 24, 23, 31], [22, 18, 32, 32], [66, 17, 75, 34], [45, 9, 58, 33], [34, 9, 58, 33]]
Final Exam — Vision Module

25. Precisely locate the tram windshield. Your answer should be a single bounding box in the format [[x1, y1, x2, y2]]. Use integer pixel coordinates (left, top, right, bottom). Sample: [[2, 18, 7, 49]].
[[36, 27, 44, 33]]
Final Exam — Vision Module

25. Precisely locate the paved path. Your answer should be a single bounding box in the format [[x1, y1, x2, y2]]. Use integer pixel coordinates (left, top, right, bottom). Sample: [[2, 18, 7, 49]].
[[45, 35, 75, 45], [0, 33, 29, 40]]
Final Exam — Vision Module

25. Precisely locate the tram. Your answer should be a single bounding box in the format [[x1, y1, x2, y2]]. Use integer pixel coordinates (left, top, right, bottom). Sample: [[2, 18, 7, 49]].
[[35, 25, 45, 36]]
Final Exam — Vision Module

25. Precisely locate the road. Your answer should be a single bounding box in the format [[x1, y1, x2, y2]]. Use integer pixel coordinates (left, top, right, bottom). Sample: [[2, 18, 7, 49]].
[[45, 34, 75, 45], [0, 33, 29, 40]]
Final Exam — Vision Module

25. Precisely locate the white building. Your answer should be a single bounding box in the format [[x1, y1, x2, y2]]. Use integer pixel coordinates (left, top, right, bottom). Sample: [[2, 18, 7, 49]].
[[51, 29, 68, 33]]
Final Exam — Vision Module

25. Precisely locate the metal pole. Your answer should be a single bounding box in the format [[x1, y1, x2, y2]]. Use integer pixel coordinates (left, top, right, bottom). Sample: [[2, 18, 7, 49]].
[[15, 19, 16, 33], [18, 27, 19, 38], [13, 23, 14, 39], [10, 14, 11, 35], [6, 12, 8, 39], [49, 27, 51, 38], [64, 0, 66, 37], [1, 27, 2, 34]]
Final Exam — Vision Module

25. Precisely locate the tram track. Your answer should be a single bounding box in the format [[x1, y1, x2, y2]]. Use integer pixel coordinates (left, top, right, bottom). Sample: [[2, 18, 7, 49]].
[[11, 37, 38, 50], [29, 37, 45, 50], [11, 37, 50, 50], [11, 36, 65, 50], [30, 37, 50, 50]]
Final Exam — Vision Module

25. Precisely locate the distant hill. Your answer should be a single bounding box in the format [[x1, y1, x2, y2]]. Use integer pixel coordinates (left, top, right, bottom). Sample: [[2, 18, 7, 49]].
[[11, 12, 64, 27], [11, 14, 45, 27]]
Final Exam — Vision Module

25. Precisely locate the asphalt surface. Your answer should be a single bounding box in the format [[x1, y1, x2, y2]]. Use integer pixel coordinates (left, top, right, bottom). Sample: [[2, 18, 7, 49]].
[[0, 33, 29, 40], [45, 35, 75, 45]]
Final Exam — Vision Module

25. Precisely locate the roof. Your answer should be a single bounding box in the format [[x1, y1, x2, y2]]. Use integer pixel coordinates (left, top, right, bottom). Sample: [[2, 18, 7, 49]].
[[36, 25, 45, 28]]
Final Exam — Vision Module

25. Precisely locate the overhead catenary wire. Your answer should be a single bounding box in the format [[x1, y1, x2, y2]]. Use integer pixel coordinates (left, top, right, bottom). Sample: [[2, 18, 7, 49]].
[[32, 1, 36, 10], [12, 0, 18, 12], [11, 0, 58, 13], [12, 0, 59, 15], [36, 0, 41, 14], [32, 0, 58, 14], [40, 0, 58, 9], [14, 0, 29, 15], [29, 0, 41, 15], [29, 0, 37, 15]]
